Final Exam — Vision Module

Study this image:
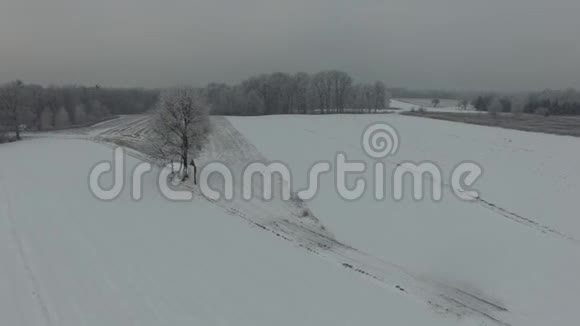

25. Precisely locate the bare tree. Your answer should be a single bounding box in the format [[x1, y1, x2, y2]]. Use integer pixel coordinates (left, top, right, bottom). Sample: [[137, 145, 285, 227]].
[[40, 108, 53, 130], [488, 98, 502, 118], [0, 81, 25, 140], [74, 103, 88, 123], [242, 90, 265, 115], [22, 84, 45, 131], [312, 71, 335, 114], [353, 83, 375, 113], [510, 96, 525, 117], [54, 107, 71, 128], [431, 98, 440, 108], [203, 70, 392, 115], [373, 81, 387, 113], [329, 71, 352, 113], [472, 95, 494, 112], [44, 87, 62, 127], [152, 87, 210, 183], [89, 100, 109, 121], [292, 72, 311, 114]]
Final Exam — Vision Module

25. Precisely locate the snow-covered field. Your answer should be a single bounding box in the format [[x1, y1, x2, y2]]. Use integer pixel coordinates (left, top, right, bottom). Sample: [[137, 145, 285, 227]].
[[397, 98, 460, 108], [229, 114, 580, 326], [391, 99, 476, 112], [0, 137, 458, 326], [1, 113, 579, 326]]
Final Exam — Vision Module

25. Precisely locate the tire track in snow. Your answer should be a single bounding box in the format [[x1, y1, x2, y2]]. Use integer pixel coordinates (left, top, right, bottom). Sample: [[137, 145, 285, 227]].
[[0, 173, 54, 326], [468, 195, 580, 245], [199, 195, 512, 326], [193, 117, 512, 326], [301, 123, 580, 246]]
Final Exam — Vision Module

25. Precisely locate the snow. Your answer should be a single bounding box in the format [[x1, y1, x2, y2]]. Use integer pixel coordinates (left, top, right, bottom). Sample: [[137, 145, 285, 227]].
[[2, 112, 580, 326], [0, 138, 463, 326], [390, 99, 476, 112], [228, 114, 580, 326]]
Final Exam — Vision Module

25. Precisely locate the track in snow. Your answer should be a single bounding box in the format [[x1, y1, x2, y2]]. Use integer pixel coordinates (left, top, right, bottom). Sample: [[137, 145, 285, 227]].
[[0, 174, 54, 326], [299, 123, 580, 246], [88, 115, 512, 326]]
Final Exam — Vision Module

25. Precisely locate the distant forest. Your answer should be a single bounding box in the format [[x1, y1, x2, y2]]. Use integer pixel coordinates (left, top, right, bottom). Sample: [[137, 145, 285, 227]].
[[201, 71, 390, 115], [3, 72, 580, 144], [471, 89, 580, 116], [0, 81, 158, 140]]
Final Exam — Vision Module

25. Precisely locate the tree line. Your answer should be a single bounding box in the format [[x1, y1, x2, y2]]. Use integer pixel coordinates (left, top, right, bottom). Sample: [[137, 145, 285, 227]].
[[471, 89, 580, 116], [202, 71, 391, 115], [389, 88, 458, 100], [0, 80, 158, 141]]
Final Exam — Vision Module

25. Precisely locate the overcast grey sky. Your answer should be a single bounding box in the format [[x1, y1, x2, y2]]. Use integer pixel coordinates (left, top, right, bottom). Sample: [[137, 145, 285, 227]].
[[1, 0, 579, 91]]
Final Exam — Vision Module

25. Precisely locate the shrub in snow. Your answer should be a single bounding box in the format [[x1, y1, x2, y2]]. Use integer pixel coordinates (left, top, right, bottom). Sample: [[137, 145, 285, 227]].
[[300, 208, 312, 218]]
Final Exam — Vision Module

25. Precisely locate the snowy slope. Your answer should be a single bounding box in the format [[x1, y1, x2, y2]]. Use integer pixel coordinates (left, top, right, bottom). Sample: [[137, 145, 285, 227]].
[[4, 113, 579, 326], [91, 116, 507, 324], [0, 138, 469, 326], [229, 114, 580, 326]]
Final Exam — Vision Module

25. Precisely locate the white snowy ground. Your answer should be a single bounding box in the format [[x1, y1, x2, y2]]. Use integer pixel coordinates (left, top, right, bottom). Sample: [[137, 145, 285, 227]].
[[2, 113, 579, 326], [0, 137, 468, 326], [229, 114, 580, 326]]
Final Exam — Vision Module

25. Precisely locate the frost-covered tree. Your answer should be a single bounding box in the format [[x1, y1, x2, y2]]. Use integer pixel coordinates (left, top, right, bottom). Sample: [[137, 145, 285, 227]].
[[54, 107, 71, 128], [293, 72, 311, 114], [488, 98, 502, 118], [353, 83, 375, 113], [40, 107, 53, 130], [74, 103, 88, 123], [88, 100, 110, 121], [243, 90, 265, 115], [202, 71, 390, 115], [499, 98, 512, 113], [472, 95, 494, 112], [329, 71, 352, 113], [373, 81, 387, 113], [312, 71, 333, 114], [21, 84, 45, 131], [510, 96, 525, 116], [152, 87, 210, 183], [0, 81, 25, 140]]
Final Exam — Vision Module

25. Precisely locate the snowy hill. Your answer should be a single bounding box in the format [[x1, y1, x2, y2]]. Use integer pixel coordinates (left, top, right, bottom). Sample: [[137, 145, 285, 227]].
[[1, 113, 579, 326], [229, 114, 580, 326], [0, 137, 465, 326]]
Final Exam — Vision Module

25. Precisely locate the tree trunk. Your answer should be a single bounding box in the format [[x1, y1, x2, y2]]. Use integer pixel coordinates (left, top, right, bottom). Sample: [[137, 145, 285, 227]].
[[182, 153, 189, 181], [13, 112, 20, 140], [191, 160, 197, 185]]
